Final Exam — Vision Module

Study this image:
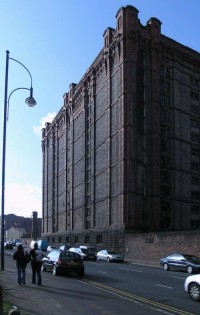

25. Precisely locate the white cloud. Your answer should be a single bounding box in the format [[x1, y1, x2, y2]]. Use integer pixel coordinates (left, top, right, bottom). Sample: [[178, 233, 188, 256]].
[[33, 112, 57, 136], [5, 183, 42, 218]]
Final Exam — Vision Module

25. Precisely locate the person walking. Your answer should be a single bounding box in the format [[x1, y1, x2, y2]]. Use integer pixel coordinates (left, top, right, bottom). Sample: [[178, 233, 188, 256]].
[[29, 242, 43, 286], [13, 244, 29, 286]]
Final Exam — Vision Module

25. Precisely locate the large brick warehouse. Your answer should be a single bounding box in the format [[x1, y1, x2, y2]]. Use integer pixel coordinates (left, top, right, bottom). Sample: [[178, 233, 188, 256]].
[[41, 5, 200, 258]]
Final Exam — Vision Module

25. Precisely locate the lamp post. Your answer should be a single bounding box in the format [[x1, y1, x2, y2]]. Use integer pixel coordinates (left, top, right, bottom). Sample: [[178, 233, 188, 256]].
[[1, 50, 37, 270]]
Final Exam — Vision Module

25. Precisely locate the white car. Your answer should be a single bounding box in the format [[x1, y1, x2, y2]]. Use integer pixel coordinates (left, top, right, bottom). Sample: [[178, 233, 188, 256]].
[[184, 274, 200, 302], [96, 250, 124, 263]]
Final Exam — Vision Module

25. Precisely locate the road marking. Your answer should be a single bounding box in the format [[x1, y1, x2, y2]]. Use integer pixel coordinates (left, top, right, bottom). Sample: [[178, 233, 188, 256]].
[[79, 279, 194, 315], [99, 271, 108, 274], [170, 276, 185, 280], [120, 267, 143, 272], [155, 284, 173, 289]]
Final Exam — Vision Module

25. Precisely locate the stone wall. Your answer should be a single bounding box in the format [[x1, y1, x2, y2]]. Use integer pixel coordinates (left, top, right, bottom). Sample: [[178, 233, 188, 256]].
[[125, 230, 200, 264]]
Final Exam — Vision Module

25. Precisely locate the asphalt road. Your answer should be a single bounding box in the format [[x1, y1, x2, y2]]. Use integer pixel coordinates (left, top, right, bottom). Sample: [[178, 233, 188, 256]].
[[2, 251, 200, 315]]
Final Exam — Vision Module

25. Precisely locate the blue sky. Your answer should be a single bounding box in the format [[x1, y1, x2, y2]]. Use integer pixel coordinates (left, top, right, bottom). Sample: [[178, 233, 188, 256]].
[[0, 0, 199, 218]]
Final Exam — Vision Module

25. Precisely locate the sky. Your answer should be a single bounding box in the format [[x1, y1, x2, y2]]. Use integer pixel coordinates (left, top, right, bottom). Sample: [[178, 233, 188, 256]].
[[0, 0, 199, 219]]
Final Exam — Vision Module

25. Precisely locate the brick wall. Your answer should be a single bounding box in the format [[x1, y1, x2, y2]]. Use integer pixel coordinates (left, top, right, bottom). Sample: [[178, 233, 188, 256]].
[[125, 231, 200, 264]]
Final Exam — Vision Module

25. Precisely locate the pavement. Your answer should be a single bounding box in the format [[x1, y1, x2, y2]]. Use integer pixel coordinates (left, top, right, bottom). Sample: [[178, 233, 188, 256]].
[[0, 251, 159, 315]]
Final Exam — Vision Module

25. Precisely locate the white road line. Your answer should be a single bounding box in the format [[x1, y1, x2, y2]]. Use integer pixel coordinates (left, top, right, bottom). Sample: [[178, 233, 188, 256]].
[[155, 284, 173, 289], [119, 268, 143, 272], [99, 271, 108, 274], [170, 276, 185, 280]]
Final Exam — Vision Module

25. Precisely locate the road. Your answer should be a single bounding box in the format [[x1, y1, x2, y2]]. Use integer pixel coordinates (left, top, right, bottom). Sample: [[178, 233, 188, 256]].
[[2, 251, 200, 315]]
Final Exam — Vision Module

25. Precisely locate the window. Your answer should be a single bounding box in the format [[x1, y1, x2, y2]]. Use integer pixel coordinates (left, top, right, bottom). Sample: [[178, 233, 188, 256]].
[[160, 65, 170, 79], [191, 161, 200, 171], [85, 235, 89, 243], [191, 220, 200, 229], [190, 77, 199, 87], [190, 104, 199, 114], [161, 125, 171, 137], [191, 205, 200, 214], [161, 186, 171, 198], [161, 111, 171, 123], [191, 133, 200, 143], [161, 171, 171, 184], [191, 190, 200, 200], [96, 235, 102, 244], [191, 175, 200, 185], [105, 36, 108, 48], [75, 236, 79, 243], [118, 16, 122, 30], [191, 119, 199, 129], [190, 91, 199, 101], [191, 146, 199, 156]]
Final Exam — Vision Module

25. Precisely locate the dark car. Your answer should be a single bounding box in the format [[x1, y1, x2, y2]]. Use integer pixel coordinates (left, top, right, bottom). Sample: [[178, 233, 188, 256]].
[[69, 247, 97, 261], [160, 253, 200, 274], [41, 249, 84, 277], [4, 241, 13, 250]]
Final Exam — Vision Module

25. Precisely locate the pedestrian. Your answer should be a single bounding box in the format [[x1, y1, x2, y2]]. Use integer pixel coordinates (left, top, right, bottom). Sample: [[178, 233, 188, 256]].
[[29, 242, 43, 286], [13, 244, 29, 286]]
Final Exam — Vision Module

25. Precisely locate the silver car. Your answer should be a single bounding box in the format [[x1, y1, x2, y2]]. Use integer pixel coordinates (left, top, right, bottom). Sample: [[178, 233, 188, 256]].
[[96, 250, 124, 263], [184, 274, 200, 302]]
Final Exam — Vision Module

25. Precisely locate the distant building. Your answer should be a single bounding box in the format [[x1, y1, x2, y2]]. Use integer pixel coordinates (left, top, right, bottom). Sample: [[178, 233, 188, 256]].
[[6, 226, 26, 241], [41, 5, 200, 252], [3, 213, 42, 240]]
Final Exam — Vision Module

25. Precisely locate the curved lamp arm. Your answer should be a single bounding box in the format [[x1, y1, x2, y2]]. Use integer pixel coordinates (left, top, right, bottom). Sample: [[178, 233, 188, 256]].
[[9, 57, 33, 88], [7, 87, 37, 120]]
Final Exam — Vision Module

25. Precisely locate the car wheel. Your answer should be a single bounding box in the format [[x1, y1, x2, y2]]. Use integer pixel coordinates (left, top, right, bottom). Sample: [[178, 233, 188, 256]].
[[78, 270, 84, 277], [41, 265, 46, 272], [189, 283, 200, 301], [187, 265, 193, 274], [107, 257, 110, 262], [53, 266, 58, 276], [163, 263, 169, 271]]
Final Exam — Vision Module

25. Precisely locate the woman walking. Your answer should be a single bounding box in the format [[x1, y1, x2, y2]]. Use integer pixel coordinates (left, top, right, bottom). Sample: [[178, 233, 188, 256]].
[[13, 244, 29, 286]]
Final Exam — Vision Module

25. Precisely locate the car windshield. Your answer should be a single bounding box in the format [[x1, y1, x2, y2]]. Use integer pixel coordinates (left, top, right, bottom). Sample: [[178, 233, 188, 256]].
[[61, 252, 81, 260]]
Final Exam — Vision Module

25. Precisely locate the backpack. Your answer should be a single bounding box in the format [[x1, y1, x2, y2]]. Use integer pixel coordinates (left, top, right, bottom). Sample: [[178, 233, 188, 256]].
[[35, 249, 43, 262], [24, 250, 30, 263]]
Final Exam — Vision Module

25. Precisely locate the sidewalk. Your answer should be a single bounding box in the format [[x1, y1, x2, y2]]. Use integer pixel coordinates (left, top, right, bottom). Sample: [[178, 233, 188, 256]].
[[0, 263, 40, 315], [0, 252, 160, 315]]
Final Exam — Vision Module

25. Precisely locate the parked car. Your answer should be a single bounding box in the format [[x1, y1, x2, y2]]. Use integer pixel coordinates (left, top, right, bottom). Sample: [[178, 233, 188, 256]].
[[69, 247, 97, 261], [96, 250, 124, 263], [41, 249, 84, 277], [4, 241, 13, 250], [59, 244, 72, 251], [47, 245, 58, 252], [80, 245, 98, 255], [184, 274, 200, 301], [160, 253, 200, 274]]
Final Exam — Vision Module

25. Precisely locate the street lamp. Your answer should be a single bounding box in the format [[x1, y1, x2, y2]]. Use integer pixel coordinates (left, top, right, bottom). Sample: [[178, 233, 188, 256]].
[[1, 50, 37, 270]]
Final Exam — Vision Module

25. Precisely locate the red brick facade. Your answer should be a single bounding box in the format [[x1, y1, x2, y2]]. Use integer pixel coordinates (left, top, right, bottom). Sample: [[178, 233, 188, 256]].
[[41, 6, 200, 257]]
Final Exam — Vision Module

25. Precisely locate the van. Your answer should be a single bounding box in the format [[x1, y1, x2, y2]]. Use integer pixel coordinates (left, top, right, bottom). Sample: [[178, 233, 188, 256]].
[[37, 239, 49, 251]]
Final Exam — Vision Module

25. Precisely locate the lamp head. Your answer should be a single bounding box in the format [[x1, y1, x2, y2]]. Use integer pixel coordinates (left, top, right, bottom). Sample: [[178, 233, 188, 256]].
[[25, 87, 37, 107]]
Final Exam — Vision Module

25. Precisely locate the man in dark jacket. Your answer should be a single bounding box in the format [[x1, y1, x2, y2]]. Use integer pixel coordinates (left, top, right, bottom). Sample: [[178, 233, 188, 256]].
[[13, 244, 29, 286], [29, 242, 43, 285]]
